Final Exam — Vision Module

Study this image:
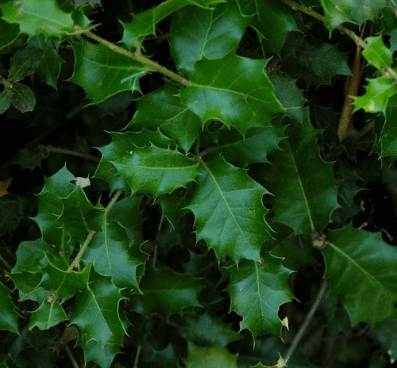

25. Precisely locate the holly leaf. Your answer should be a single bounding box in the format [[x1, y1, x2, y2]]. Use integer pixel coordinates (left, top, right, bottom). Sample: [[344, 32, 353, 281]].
[[8, 47, 44, 82], [226, 253, 294, 341], [130, 268, 205, 318], [126, 82, 202, 152], [264, 122, 339, 235], [207, 126, 285, 167], [180, 53, 285, 136], [79, 338, 121, 368], [144, 345, 179, 368], [0, 19, 20, 50], [363, 36, 393, 70], [0, 282, 19, 334], [121, 0, 225, 48], [27, 34, 65, 89], [334, 159, 364, 207], [169, 0, 251, 73], [112, 145, 199, 197], [323, 225, 397, 326], [29, 301, 67, 330], [0, 0, 76, 39], [184, 341, 238, 368], [238, 0, 299, 54], [68, 39, 147, 105], [187, 158, 271, 262]]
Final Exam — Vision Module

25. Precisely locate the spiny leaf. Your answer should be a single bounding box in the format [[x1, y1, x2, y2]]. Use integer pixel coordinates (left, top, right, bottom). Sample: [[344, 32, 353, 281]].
[[186, 158, 271, 262], [68, 39, 147, 105], [112, 145, 200, 197], [323, 225, 397, 326], [179, 53, 285, 135], [169, 0, 251, 73], [130, 268, 205, 318], [363, 36, 393, 70], [29, 301, 66, 330], [79, 338, 121, 368], [226, 253, 294, 341], [126, 82, 202, 152], [264, 122, 339, 235], [0, 282, 19, 334]]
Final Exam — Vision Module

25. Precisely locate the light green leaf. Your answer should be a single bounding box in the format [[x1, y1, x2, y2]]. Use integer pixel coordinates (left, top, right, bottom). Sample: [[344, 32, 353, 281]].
[[121, 0, 225, 48], [126, 82, 202, 152], [0, 0, 76, 39], [238, 0, 299, 54], [363, 36, 393, 70], [10, 83, 36, 113], [0, 19, 20, 50], [0, 282, 19, 334], [323, 225, 397, 326], [184, 341, 238, 368], [319, 0, 387, 33], [180, 53, 284, 136], [112, 145, 199, 197], [27, 34, 65, 89], [264, 122, 339, 234], [207, 126, 285, 167], [69, 268, 126, 346], [82, 221, 147, 291], [226, 253, 294, 341], [8, 47, 44, 82], [130, 268, 205, 318], [186, 158, 271, 262], [354, 76, 397, 114], [169, 0, 251, 73], [68, 39, 147, 105]]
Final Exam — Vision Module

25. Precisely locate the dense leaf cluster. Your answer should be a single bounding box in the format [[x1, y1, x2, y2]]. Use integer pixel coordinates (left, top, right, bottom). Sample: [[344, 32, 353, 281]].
[[1, 0, 397, 367]]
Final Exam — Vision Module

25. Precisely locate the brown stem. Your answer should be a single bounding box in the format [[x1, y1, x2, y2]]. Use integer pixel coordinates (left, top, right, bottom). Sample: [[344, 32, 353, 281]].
[[38, 145, 100, 162]]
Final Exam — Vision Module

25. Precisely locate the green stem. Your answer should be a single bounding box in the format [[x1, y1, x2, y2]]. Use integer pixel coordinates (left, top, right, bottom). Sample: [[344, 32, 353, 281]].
[[67, 189, 123, 271], [84, 31, 190, 87]]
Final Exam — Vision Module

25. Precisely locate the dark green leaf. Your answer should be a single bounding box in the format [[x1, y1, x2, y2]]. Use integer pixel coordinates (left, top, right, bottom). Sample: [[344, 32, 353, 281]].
[[0, 19, 20, 50], [8, 47, 43, 82], [0, 89, 13, 114], [10, 83, 36, 113], [29, 301, 67, 330], [79, 338, 121, 368], [0, 282, 19, 334], [372, 320, 397, 364], [144, 344, 179, 368]]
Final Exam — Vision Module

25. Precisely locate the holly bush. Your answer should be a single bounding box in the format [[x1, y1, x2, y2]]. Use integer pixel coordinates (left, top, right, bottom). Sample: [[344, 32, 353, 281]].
[[1, 0, 397, 367]]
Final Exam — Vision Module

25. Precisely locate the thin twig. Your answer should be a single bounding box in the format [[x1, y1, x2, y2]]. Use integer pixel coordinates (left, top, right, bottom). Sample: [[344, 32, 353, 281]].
[[38, 145, 100, 162], [133, 345, 142, 368], [0, 253, 12, 271], [284, 279, 329, 363], [65, 345, 80, 368]]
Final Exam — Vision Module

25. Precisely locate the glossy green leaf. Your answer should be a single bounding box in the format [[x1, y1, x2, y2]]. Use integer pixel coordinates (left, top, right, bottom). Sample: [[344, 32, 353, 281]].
[[0, 0, 76, 39], [0, 282, 19, 334], [8, 47, 43, 82], [238, 0, 299, 54], [112, 145, 199, 197], [184, 341, 238, 368], [381, 7, 397, 51], [130, 268, 205, 318], [319, 0, 387, 32], [363, 36, 393, 70], [264, 122, 339, 234], [82, 221, 147, 291], [207, 126, 285, 167], [79, 338, 121, 368], [27, 34, 65, 89], [354, 76, 397, 114], [0, 19, 20, 50], [127, 82, 202, 152], [29, 301, 66, 330], [68, 39, 147, 105], [121, 0, 225, 48], [226, 253, 294, 340], [323, 225, 397, 326], [108, 195, 143, 235], [186, 158, 271, 262], [169, 0, 251, 73], [10, 83, 36, 113], [180, 53, 285, 135]]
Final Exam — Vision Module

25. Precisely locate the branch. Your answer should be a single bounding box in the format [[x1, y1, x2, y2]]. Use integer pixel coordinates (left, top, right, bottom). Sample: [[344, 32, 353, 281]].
[[83, 31, 190, 87], [38, 145, 101, 162]]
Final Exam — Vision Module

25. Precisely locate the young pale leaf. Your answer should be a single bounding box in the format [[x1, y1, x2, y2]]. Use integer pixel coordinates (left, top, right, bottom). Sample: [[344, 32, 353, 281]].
[[186, 158, 271, 262], [323, 225, 397, 326], [112, 145, 199, 197], [130, 268, 205, 318], [179, 53, 285, 135], [184, 341, 238, 368], [82, 221, 147, 291], [238, 0, 298, 54], [0, 0, 76, 39], [0, 282, 19, 334], [27, 34, 65, 89], [121, 0, 225, 48], [363, 36, 393, 70], [68, 268, 126, 347], [353, 76, 397, 114], [264, 122, 339, 235], [10, 83, 36, 113], [169, 0, 251, 73], [207, 126, 285, 167], [8, 47, 43, 82], [68, 39, 147, 105], [126, 82, 202, 152], [226, 253, 294, 341]]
